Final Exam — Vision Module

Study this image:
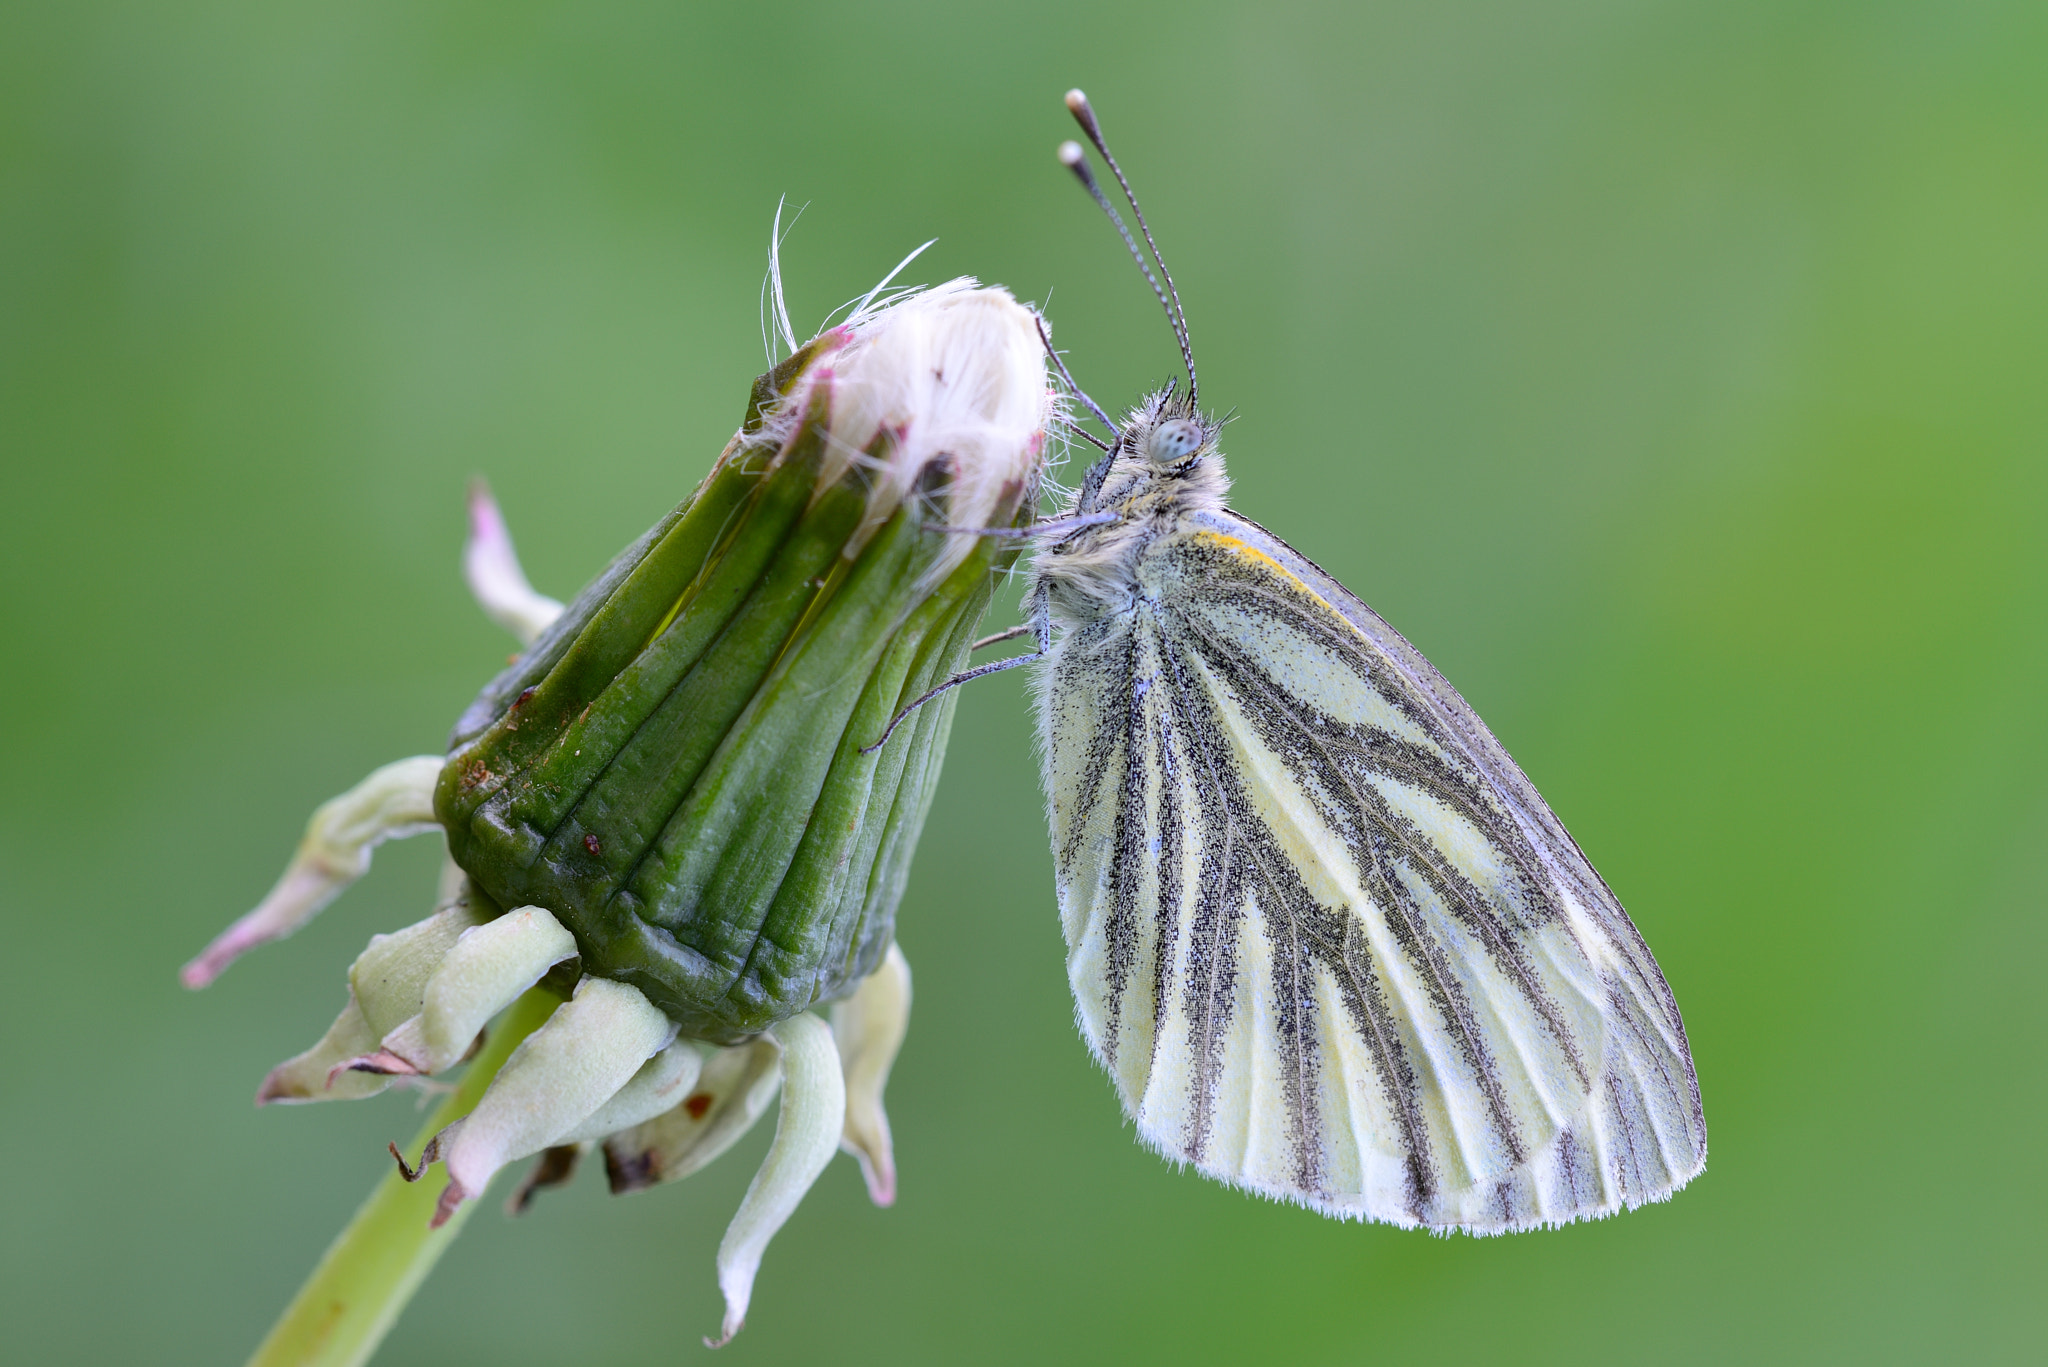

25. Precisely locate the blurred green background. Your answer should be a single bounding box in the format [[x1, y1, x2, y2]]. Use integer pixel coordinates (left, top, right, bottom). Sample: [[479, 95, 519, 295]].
[[3, 1, 2043, 1363]]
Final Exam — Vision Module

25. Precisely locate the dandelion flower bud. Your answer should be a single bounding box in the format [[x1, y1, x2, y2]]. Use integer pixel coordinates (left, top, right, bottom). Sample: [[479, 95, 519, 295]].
[[436, 280, 1050, 1043]]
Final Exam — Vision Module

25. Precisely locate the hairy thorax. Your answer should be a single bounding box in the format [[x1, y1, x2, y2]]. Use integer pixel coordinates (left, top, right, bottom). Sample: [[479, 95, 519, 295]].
[[1034, 397, 1232, 625]]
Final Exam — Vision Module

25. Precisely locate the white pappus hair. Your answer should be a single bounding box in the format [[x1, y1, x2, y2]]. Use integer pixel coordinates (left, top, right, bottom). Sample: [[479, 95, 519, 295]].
[[762, 277, 1057, 581]]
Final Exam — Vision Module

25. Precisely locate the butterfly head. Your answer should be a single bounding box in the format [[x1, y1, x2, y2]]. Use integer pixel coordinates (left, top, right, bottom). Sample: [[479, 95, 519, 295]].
[[1085, 390, 1227, 515]]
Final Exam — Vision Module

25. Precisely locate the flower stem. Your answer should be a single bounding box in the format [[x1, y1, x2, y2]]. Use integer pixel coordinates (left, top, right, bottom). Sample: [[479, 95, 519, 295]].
[[246, 989, 561, 1367]]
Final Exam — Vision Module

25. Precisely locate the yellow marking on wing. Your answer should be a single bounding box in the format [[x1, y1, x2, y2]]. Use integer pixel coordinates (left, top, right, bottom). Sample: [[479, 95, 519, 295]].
[[1187, 529, 1305, 585], [1184, 529, 1360, 622]]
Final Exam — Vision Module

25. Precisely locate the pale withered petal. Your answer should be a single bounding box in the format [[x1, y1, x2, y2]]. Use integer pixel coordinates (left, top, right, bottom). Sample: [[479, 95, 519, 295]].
[[181, 755, 444, 988], [370, 906, 578, 1076], [464, 479, 566, 647], [602, 1038, 784, 1193], [259, 996, 385, 1105], [710, 1012, 844, 1348], [257, 859, 494, 1103], [552, 1037, 704, 1144], [432, 977, 675, 1226], [830, 942, 912, 1206]]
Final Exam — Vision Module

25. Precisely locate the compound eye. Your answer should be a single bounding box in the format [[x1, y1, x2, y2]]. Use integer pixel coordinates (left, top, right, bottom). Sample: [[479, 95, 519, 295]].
[[1144, 419, 1204, 465]]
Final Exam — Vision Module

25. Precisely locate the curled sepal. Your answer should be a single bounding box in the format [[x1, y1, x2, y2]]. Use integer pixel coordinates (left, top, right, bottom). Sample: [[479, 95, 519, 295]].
[[256, 862, 494, 1104], [368, 906, 577, 1076], [504, 1039, 708, 1214], [830, 941, 911, 1206], [181, 756, 444, 988], [432, 977, 675, 1226], [259, 997, 385, 1105], [465, 479, 566, 647], [553, 1039, 704, 1145], [709, 1012, 845, 1348], [601, 1039, 782, 1193]]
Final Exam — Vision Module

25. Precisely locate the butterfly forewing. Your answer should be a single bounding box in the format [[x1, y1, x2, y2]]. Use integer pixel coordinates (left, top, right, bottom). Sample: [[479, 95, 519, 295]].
[[1039, 510, 1704, 1231]]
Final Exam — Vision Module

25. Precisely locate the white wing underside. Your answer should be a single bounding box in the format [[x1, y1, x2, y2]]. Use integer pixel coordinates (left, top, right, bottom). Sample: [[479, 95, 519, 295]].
[[1037, 510, 1704, 1231]]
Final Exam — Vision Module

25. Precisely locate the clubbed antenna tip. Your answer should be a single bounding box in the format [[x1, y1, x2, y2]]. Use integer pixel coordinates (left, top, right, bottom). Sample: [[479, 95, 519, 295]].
[[1064, 88, 1099, 137], [1057, 139, 1099, 196]]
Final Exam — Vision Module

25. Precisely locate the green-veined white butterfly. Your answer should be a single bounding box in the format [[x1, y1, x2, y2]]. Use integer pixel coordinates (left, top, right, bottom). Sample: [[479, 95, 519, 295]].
[[884, 90, 1704, 1231]]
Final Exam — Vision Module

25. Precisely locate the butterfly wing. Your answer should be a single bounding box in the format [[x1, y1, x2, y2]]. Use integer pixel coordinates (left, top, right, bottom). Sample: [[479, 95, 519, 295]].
[[1036, 509, 1704, 1230]]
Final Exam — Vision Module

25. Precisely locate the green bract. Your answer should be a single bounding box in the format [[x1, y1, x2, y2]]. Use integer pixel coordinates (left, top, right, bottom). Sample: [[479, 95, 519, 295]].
[[437, 327, 1030, 1041]]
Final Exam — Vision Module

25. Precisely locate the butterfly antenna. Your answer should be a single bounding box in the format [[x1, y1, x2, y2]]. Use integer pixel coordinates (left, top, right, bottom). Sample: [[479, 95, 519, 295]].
[[1062, 89, 1196, 409]]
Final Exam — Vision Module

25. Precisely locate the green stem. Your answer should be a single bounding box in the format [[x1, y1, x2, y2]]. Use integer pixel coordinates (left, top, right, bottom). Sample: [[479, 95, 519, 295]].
[[246, 989, 561, 1367]]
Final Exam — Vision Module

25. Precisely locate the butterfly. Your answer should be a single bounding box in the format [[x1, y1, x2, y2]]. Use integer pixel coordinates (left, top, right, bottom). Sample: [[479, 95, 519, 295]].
[[884, 90, 1705, 1231]]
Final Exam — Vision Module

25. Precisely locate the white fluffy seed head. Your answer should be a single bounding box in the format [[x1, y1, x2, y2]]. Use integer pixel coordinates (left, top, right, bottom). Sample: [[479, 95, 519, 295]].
[[766, 278, 1054, 577]]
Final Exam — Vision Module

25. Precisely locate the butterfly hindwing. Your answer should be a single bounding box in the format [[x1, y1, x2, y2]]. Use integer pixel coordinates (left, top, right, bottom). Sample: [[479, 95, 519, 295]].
[[1038, 509, 1704, 1231]]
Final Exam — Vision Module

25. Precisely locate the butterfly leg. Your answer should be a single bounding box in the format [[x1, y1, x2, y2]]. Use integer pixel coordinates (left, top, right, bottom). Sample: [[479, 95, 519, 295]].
[[972, 622, 1034, 651], [861, 584, 1050, 755]]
